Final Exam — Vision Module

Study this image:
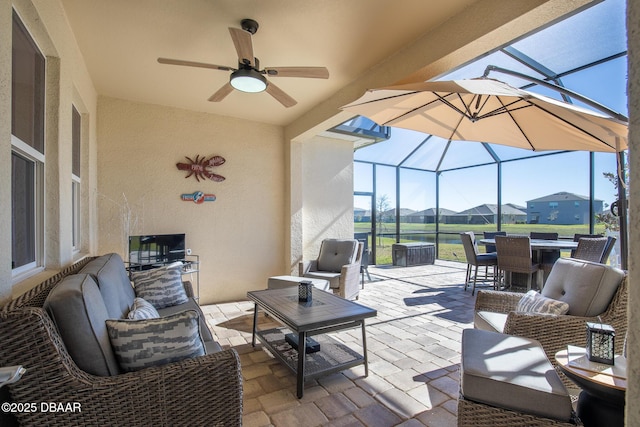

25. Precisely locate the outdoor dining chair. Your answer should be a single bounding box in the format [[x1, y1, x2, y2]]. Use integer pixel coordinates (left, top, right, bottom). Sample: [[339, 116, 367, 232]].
[[570, 233, 602, 257], [530, 231, 561, 280], [460, 232, 497, 296], [600, 236, 617, 264], [572, 236, 609, 263], [495, 235, 542, 291], [482, 231, 506, 254]]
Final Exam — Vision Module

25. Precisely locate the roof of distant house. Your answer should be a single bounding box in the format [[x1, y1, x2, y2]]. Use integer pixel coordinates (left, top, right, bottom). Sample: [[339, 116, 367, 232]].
[[456, 204, 527, 216], [408, 208, 458, 216], [528, 191, 603, 203]]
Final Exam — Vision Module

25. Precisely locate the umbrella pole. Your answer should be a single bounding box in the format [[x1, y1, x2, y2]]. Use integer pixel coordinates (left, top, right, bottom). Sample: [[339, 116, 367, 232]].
[[617, 150, 628, 270], [484, 65, 629, 270]]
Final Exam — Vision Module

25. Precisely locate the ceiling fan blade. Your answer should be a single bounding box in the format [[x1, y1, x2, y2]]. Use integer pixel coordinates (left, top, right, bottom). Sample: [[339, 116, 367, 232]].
[[208, 83, 234, 102], [265, 81, 297, 108], [158, 57, 235, 71], [228, 27, 254, 67], [264, 66, 329, 79]]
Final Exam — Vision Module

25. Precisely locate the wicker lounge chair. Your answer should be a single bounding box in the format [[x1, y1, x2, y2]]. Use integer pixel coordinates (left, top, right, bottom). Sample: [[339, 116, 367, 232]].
[[474, 257, 627, 388], [299, 239, 363, 300]]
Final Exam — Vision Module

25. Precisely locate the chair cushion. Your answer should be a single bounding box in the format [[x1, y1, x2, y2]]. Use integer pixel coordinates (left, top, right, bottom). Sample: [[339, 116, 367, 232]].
[[474, 311, 507, 333], [127, 297, 160, 320], [106, 310, 206, 372], [516, 290, 569, 315], [316, 239, 357, 273], [80, 253, 136, 319], [302, 271, 341, 289], [460, 329, 573, 421], [541, 257, 625, 316], [131, 262, 188, 309], [44, 273, 121, 376]]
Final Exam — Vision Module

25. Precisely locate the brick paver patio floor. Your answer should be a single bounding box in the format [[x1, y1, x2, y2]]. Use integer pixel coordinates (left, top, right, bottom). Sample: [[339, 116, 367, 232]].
[[201, 260, 481, 427]]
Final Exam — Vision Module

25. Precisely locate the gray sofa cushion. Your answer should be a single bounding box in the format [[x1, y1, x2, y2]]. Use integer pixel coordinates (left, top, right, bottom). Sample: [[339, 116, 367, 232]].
[[316, 239, 357, 273], [460, 329, 573, 421], [44, 274, 120, 376], [80, 253, 136, 319], [541, 257, 625, 316]]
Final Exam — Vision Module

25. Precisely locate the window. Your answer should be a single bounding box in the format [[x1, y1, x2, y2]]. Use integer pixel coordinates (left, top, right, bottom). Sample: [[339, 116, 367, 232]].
[[12, 11, 45, 274], [72, 106, 81, 250], [575, 201, 580, 207], [549, 202, 559, 209]]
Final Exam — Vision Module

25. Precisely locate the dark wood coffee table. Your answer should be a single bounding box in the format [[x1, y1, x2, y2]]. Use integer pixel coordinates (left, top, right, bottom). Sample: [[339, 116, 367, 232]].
[[247, 287, 377, 398]]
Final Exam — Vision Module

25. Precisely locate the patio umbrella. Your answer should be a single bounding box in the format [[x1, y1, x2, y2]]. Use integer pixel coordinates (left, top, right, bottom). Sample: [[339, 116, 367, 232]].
[[340, 78, 628, 152], [341, 77, 629, 267]]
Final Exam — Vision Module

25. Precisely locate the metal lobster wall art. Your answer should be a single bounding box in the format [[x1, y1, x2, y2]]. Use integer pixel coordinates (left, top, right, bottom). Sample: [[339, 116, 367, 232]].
[[176, 155, 226, 182]]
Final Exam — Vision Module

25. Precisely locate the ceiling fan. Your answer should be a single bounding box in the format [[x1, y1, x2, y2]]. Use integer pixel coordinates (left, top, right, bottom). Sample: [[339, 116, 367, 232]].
[[157, 18, 329, 108]]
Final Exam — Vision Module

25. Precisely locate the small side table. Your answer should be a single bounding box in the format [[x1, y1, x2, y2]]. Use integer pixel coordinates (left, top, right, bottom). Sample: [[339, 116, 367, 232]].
[[555, 346, 626, 427]]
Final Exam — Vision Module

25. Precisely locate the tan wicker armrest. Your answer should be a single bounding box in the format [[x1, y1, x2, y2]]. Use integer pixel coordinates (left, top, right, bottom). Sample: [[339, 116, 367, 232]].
[[503, 312, 596, 361], [475, 290, 524, 314]]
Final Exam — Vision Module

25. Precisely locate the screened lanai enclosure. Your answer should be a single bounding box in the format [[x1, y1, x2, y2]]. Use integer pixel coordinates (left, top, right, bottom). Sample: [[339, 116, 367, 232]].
[[332, 0, 628, 268]]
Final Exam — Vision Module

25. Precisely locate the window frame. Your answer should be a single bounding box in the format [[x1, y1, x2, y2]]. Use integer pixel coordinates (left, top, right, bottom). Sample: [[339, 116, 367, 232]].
[[71, 105, 81, 251], [11, 9, 46, 279]]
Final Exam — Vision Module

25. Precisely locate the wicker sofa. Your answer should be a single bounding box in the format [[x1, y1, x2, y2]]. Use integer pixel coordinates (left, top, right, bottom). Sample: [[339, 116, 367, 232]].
[[0, 254, 242, 427]]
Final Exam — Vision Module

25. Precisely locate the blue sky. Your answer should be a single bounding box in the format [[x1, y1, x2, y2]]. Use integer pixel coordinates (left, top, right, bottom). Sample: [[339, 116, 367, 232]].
[[354, 0, 626, 213]]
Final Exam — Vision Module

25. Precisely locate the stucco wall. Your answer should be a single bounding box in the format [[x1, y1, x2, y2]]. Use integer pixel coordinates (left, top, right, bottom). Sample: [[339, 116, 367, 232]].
[[300, 135, 355, 260], [1, 0, 98, 303], [97, 97, 286, 304]]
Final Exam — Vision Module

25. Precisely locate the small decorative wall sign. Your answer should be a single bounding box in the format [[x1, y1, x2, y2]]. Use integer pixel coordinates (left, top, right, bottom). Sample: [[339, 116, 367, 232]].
[[181, 191, 216, 204], [176, 155, 226, 182]]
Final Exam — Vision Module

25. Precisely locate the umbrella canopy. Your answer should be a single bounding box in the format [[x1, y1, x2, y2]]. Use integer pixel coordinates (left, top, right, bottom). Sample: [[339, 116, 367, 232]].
[[341, 78, 628, 153]]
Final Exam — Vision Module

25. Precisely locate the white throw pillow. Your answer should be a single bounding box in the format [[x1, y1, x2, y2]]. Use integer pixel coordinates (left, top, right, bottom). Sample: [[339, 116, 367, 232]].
[[127, 297, 160, 320], [516, 290, 569, 315]]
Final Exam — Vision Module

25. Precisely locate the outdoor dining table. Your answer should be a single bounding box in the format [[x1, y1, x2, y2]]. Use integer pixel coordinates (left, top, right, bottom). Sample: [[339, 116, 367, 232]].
[[479, 237, 578, 253], [479, 237, 578, 288]]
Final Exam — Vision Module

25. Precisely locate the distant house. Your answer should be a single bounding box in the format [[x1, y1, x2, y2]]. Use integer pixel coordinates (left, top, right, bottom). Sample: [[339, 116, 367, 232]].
[[406, 208, 457, 223], [447, 204, 527, 225], [527, 191, 603, 224], [354, 207, 371, 222], [380, 208, 416, 223]]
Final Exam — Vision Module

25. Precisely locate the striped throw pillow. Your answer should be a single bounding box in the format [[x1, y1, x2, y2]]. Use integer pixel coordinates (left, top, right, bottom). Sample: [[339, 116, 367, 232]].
[[127, 297, 160, 320], [516, 290, 569, 315], [106, 310, 205, 372], [131, 262, 188, 308]]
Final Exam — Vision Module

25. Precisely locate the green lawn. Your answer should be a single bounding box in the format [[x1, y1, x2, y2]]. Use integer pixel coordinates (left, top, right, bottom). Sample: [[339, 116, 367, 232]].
[[357, 222, 607, 265]]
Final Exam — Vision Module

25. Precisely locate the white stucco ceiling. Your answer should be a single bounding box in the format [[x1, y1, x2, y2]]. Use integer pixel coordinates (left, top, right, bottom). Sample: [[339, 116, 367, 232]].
[[60, 0, 480, 126]]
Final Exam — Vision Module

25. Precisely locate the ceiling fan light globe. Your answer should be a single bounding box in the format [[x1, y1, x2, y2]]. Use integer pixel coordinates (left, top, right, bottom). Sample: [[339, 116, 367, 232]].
[[230, 69, 267, 93]]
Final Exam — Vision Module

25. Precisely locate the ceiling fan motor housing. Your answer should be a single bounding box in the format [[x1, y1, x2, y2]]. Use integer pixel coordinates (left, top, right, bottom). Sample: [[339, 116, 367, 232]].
[[241, 18, 259, 34]]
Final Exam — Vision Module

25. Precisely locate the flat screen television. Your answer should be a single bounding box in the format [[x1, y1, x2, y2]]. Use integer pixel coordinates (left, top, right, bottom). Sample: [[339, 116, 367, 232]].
[[128, 233, 186, 269]]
